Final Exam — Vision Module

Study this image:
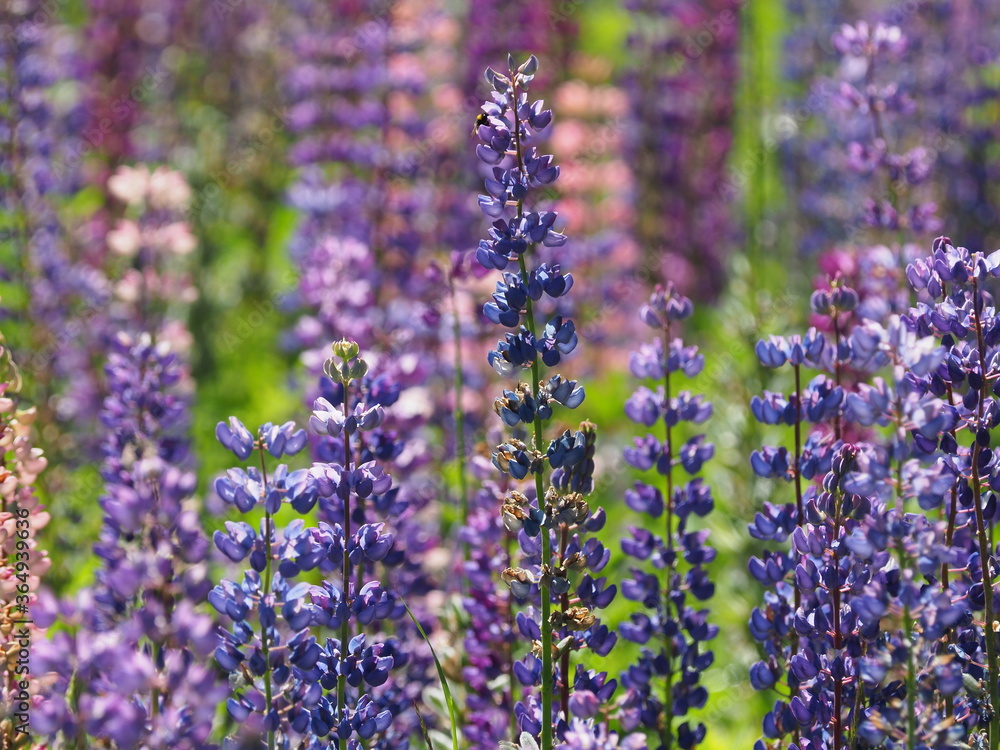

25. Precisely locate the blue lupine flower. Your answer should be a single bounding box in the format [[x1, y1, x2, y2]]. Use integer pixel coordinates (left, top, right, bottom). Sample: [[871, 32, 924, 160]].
[[473, 56, 613, 741], [617, 286, 715, 746]]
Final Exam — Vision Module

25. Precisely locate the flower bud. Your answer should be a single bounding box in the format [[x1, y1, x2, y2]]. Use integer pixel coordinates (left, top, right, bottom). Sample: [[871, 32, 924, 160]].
[[347, 357, 369, 380], [332, 339, 360, 360]]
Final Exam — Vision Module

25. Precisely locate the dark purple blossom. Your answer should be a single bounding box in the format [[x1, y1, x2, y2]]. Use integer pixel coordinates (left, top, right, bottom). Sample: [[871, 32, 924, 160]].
[[617, 284, 715, 749]]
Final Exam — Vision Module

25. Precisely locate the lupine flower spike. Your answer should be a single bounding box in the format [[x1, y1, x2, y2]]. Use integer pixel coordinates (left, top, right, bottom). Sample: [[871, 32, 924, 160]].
[[212, 341, 401, 749], [474, 55, 616, 749], [618, 284, 715, 750]]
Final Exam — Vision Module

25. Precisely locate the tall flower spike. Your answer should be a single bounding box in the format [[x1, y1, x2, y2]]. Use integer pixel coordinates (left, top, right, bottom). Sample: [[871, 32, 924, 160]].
[[791, 19, 935, 323], [618, 283, 716, 749], [211, 341, 412, 750], [474, 56, 615, 750], [283, 7, 447, 735], [624, 0, 740, 300], [1, 0, 108, 461], [310, 339, 442, 746], [28, 164, 212, 748], [0, 342, 50, 749], [897, 238, 1000, 748], [32, 332, 225, 748], [461, 447, 521, 747]]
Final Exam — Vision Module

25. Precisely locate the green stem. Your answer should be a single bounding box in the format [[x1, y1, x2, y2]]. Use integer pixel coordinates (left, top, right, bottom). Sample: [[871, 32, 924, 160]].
[[509, 68, 553, 748], [832, 314, 843, 441], [521, 252, 553, 746], [831, 491, 844, 750], [893, 403, 915, 750], [788, 362, 803, 747], [793, 364, 803, 526], [942, 380, 959, 722], [337, 380, 353, 720], [69, 667, 86, 750], [257, 444, 276, 750], [661, 329, 675, 750], [848, 681, 864, 750], [791, 362, 803, 648], [449, 276, 470, 534], [151, 642, 162, 720], [904, 607, 916, 750], [558, 525, 570, 719], [971, 278, 1000, 750]]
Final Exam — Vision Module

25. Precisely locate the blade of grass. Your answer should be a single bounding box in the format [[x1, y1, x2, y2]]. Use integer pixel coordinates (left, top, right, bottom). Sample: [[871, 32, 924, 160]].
[[402, 599, 460, 750], [413, 699, 437, 750]]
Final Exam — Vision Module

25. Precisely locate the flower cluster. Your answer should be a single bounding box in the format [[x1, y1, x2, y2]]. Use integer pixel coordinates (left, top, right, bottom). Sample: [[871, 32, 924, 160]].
[[815, 22, 939, 324], [104, 164, 198, 346], [32, 331, 223, 749], [0, 344, 50, 746], [2, 0, 108, 451], [784, 6, 1000, 259], [92, 333, 207, 616], [22, 7, 1000, 750], [617, 284, 715, 750], [283, 13, 445, 735], [474, 56, 616, 750], [309, 348, 442, 746], [927, 3, 1000, 251], [747, 236, 1000, 749], [212, 341, 406, 749], [284, 0, 439, 361], [749, 269, 874, 750], [460, 445, 520, 749]]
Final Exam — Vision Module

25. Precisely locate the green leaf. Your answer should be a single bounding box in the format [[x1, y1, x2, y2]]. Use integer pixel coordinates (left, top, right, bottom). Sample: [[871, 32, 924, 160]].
[[402, 599, 460, 750]]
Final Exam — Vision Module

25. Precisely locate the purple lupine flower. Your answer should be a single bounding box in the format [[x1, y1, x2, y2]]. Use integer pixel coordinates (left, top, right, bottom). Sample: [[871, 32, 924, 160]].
[[284, 0, 440, 366], [210, 342, 405, 749], [785, 5, 1000, 257], [617, 284, 715, 749], [282, 3, 450, 740], [747, 232, 1000, 748], [623, 0, 740, 301], [32, 332, 226, 748], [925, 3, 1000, 251], [474, 56, 615, 750], [2, 0, 108, 456], [460, 450, 522, 748]]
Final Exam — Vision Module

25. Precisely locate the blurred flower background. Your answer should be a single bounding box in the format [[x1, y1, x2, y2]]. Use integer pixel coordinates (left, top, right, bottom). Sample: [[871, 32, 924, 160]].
[[4, 0, 1000, 748]]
